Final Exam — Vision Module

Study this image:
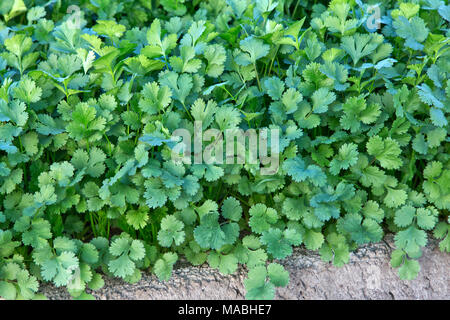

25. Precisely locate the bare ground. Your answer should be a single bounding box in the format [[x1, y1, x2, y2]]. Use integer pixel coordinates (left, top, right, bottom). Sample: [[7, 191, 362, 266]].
[[39, 235, 449, 300]]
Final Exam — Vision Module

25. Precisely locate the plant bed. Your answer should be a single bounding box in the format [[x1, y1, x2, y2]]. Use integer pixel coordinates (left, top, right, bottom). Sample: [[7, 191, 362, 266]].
[[38, 235, 449, 300], [0, 0, 449, 300]]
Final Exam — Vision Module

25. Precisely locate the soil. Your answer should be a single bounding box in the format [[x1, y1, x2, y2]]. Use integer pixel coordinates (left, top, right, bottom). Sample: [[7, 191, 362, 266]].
[[39, 235, 449, 300]]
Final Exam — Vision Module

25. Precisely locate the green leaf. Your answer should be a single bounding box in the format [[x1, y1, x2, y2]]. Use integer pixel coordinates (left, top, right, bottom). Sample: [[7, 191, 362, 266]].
[[341, 33, 383, 65], [281, 88, 302, 114], [338, 214, 383, 245], [394, 205, 415, 228], [4, 34, 32, 57], [27, 6, 45, 23], [157, 215, 185, 247], [40, 251, 79, 287], [0, 230, 20, 258], [395, 226, 427, 257], [367, 136, 402, 170], [244, 266, 275, 300], [237, 36, 270, 65], [170, 45, 202, 73], [312, 88, 336, 113], [0, 281, 17, 300], [319, 232, 349, 267], [282, 156, 327, 186], [340, 96, 380, 132], [221, 197, 242, 222], [108, 238, 145, 279], [417, 83, 445, 110], [92, 20, 126, 39], [416, 208, 437, 230], [190, 98, 217, 129], [412, 133, 428, 155], [393, 16, 429, 50], [145, 18, 177, 58], [154, 252, 178, 281], [194, 212, 238, 250], [427, 128, 446, 148], [303, 229, 324, 251], [126, 209, 149, 230], [13, 78, 42, 104], [361, 201, 384, 223], [384, 187, 408, 208], [264, 76, 285, 100], [329, 143, 359, 175], [204, 44, 226, 77], [248, 203, 278, 234], [67, 103, 106, 142], [398, 258, 420, 280], [207, 252, 238, 275], [433, 222, 450, 252], [0, 99, 28, 126], [267, 263, 289, 287], [139, 81, 172, 115], [260, 228, 293, 259], [19, 218, 52, 248]]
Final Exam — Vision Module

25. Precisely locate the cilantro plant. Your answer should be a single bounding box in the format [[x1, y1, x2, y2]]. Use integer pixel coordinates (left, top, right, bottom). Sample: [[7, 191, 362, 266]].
[[0, 0, 449, 300]]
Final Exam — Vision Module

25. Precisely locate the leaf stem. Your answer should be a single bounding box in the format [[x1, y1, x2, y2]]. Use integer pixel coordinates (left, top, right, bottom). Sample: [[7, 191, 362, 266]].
[[104, 133, 112, 155], [253, 63, 262, 91]]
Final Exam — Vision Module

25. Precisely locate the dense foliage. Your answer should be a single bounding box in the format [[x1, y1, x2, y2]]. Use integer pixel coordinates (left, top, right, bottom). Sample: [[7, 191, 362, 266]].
[[0, 0, 449, 300]]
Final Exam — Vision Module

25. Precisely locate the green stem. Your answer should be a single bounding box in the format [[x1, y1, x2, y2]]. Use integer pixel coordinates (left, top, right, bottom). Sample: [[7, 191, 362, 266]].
[[403, 150, 416, 185], [292, 0, 300, 18], [110, 68, 116, 87], [267, 46, 279, 77], [18, 136, 27, 190], [126, 103, 130, 135], [233, 194, 251, 207], [253, 63, 262, 91], [89, 213, 97, 237], [134, 125, 141, 145], [163, 54, 169, 70], [151, 223, 157, 245], [221, 86, 237, 102], [18, 135, 24, 153], [182, 102, 194, 121], [104, 133, 112, 155]]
